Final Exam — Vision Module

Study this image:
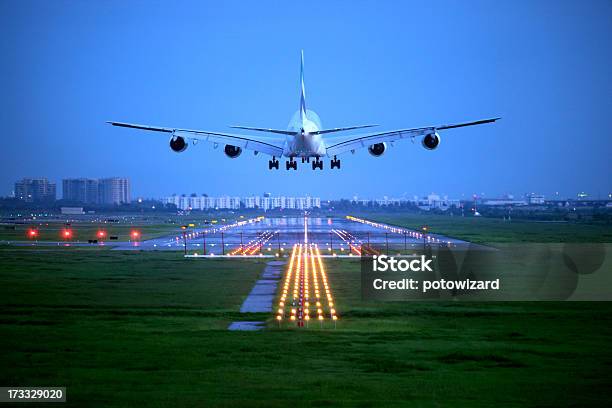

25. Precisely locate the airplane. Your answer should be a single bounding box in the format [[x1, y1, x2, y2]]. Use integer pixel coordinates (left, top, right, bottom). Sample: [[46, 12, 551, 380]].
[[108, 51, 499, 171]]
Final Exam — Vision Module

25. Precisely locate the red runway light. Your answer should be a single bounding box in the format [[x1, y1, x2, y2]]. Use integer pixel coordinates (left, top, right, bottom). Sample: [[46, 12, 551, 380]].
[[27, 229, 38, 238], [131, 230, 140, 239], [62, 229, 73, 239], [97, 230, 107, 239]]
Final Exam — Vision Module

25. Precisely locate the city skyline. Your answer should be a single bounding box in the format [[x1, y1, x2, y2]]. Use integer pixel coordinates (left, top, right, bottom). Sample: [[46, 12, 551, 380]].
[[6, 174, 610, 204]]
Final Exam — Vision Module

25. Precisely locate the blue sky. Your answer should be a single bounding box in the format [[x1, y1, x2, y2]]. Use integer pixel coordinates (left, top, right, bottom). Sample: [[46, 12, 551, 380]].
[[0, 0, 610, 200]]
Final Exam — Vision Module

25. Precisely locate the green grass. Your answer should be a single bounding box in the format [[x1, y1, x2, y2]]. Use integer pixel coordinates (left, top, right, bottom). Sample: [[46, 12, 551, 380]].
[[361, 213, 612, 243], [1, 249, 611, 407], [0, 222, 181, 242]]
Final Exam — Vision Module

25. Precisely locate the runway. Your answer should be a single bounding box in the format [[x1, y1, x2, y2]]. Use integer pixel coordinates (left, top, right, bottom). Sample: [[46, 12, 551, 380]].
[[112, 215, 467, 255]]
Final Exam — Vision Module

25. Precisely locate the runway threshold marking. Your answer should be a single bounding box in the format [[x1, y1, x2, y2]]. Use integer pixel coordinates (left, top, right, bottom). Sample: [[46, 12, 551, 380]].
[[276, 243, 338, 328], [332, 229, 361, 256], [229, 230, 275, 256], [338, 229, 380, 256]]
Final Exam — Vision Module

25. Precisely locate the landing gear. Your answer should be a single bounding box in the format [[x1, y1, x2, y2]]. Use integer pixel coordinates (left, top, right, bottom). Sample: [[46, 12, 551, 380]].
[[330, 156, 341, 169], [268, 157, 279, 170], [312, 158, 323, 170], [286, 158, 297, 170]]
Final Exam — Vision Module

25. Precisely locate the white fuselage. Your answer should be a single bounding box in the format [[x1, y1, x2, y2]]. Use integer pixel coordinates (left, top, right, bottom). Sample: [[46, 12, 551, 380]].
[[282, 109, 327, 158]]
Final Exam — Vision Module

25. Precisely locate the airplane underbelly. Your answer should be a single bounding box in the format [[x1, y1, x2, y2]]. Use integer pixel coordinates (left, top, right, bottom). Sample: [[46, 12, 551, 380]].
[[285, 135, 325, 157]]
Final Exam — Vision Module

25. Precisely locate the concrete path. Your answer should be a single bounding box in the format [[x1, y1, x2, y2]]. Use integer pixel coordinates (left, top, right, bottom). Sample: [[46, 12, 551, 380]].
[[227, 321, 266, 331], [228, 260, 285, 331]]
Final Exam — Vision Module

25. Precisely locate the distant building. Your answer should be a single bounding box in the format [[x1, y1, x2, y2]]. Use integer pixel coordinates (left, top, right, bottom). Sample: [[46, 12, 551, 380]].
[[61, 207, 85, 215], [98, 178, 130, 204], [161, 194, 321, 211], [243, 196, 261, 209], [415, 194, 460, 211], [526, 193, 545, 205], [482, 198, 527, 206], [62, 178, 99, 204], [14, 178, 56, 202], [62, 177, 130, 205]]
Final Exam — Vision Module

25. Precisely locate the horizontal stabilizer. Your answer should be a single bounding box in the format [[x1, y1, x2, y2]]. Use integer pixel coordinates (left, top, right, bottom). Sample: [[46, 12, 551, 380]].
[[311, 124, 379, 135], [228, 126, 295, 136]]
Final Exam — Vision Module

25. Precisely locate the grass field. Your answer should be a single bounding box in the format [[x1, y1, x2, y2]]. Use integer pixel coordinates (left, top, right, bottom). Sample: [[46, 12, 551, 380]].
[[0, 213, 250, 242], [364, 213, 612, 243], [1, 247, 611, 407], [0, 222, 181, 242]]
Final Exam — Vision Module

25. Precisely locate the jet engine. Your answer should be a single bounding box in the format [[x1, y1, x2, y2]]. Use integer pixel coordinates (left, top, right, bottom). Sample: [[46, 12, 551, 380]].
[[169, 136, 188, 153], [421, 132, 441, 150], [367, 142, 386, 157], [224, 144, 242, 158]]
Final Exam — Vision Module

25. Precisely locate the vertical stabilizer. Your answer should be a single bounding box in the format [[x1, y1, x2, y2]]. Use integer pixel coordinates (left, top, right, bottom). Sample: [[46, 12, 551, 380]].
[[299, 50, 306, 123]]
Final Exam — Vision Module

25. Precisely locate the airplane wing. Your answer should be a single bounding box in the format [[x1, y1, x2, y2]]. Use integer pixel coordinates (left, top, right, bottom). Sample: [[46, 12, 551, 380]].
[[324, 117, 500, 156], [107, 121, 285, 157]]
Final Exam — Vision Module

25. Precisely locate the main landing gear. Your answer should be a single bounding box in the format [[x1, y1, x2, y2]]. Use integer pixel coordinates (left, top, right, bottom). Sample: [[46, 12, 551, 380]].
[[268, 157, 280, 170], [330, 156, 341, 169], [269, 156, 340, 170], [285, 158, 298, 170]]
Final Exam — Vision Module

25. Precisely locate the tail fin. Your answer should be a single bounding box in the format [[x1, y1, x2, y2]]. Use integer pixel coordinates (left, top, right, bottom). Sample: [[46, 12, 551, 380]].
[[299, 50, 306, 122]]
